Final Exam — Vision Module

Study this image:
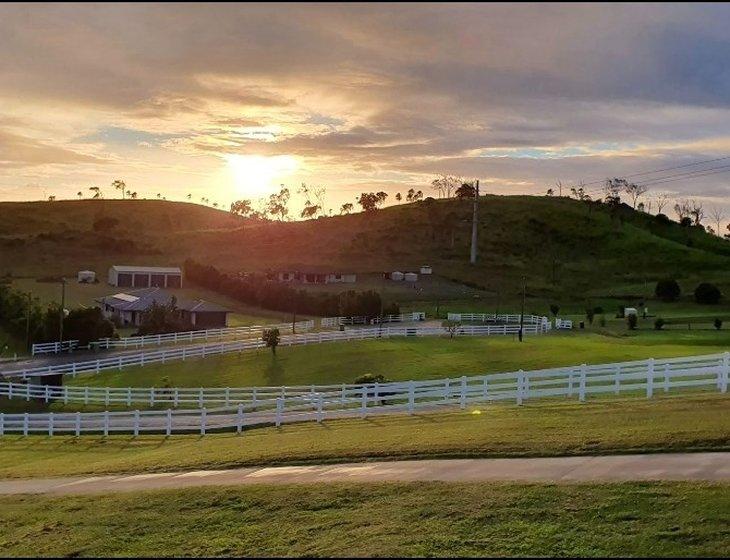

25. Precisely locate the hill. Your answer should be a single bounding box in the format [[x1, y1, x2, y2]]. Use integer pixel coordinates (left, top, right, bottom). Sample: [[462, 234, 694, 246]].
[[1, 196, 729, 301]]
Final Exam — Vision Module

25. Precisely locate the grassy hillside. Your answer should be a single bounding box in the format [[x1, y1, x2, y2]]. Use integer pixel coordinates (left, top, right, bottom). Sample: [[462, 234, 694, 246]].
[[1, 196, 729, 302]]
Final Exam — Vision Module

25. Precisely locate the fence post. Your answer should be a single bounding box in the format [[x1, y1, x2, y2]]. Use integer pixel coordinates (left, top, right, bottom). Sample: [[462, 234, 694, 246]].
[[317, 395, 324, 423], [23, 413, 29, 436], [460, 376, 467, 409], [341, 383, 346, 405], [0, 413, 4, 436], [579, 364, 586, 402], [275, 397, 283, 427], [444, 378, 450, 401], [664, 363, 670, 393], [7, 383, 12, 400], [103, 412, 109, 437], [48, 412, 54, 436], [198, 388, 203, 408], [75, 411, 81, 436], [133, 410, 140, 436], [516, 370, 524, 405], [200, 408, 207, 435], [614, 365, 621, 395], [225, 387, 230, 407], [105, 387, 109, 407], [150, 387, 155, 407], [408, 381, 415, 414], [483, 376, 489, 400], [166, 409, 172, 436], [646, 358, 654, 399], [722, 352, 729, 393], [127, 388, 132, 407], [236, 403, 243, 434], [44, 385, 50, 403], [360, 387, 367, 419]]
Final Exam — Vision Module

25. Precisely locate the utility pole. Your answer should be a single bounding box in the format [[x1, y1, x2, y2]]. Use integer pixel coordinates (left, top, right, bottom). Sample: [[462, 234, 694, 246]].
[[519, 275, 526, 342], [59, 277, 67, 343], [470, 180, 479, 265]]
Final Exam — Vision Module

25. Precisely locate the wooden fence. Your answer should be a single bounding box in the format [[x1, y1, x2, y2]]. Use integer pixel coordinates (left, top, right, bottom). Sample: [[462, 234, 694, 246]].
[[0, 353, 725, 435]]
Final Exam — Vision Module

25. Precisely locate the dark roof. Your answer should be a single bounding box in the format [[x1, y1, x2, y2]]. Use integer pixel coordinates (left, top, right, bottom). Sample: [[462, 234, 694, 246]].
[[96, 287, 229, 313]]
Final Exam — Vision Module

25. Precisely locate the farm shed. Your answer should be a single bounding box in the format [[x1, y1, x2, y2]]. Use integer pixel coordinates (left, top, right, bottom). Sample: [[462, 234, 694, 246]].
[[96, 287, 229, 328], [420, 265, 433, 274], [108, 265, 182, 289], [274, 270, 356, 284], [404, 272, 418, 282], [390, 271, 404, 281], [77, 270, 96, 283]]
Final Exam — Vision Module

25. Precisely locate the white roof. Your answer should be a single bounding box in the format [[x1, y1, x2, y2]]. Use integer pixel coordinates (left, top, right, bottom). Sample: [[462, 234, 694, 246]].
[[112, 293, 140, 302], [78, 270, 95, 274], [111, 265, 181, 274]]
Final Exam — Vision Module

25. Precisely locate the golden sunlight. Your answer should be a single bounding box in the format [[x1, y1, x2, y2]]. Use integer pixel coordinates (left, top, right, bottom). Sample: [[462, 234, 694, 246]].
[[225, 154, 300, 197]]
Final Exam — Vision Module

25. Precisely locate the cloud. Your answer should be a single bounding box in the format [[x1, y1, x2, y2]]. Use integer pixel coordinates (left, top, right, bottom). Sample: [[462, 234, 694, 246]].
[[0, 129, 105, 169]]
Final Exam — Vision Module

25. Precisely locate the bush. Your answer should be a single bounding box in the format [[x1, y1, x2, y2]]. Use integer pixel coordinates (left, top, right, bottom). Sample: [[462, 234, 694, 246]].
[[694, 282, 722, 304], [627, 314, 638, 330], [714, 318, 723, 330], [549, 304, 559, 317], [593, 306, 604, 315], [353, 373, 389, 385], [655, 279, 681, 302], [654, 317, 665, 330]]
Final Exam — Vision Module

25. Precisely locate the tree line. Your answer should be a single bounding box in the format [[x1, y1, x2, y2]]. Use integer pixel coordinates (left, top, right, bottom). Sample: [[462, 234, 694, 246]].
[[184, 260, 399, 318]]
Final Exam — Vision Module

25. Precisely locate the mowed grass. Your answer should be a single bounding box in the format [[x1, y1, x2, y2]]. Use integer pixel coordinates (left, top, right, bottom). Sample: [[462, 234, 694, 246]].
[[0, 394, 727, 479], [67, 331, 730, 389], [1, 482, 728, 557]]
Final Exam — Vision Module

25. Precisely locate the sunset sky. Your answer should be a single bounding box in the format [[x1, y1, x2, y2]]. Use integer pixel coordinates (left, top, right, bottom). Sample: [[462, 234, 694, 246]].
[[1, 3, 730, 216]]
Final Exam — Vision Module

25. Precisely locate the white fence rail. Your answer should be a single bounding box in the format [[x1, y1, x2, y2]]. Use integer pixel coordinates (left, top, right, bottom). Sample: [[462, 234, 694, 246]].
[[447, 313, 547, 325], [0, 353, 726, 435], [2, 323, 545, 380], [31, 340, 79, 356], [2, 352, 725, 409], [555, 318, 573, 330], [321, 316, 369, 328], [370, 312, 426, 324], [90, 320, 315, 350]]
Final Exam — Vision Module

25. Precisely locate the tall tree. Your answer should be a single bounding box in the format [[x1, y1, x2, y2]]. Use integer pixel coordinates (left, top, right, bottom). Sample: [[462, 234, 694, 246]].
[[340, 202, 354, 215], [230, 199, 253, 217], [624, 181, 648, 209], [710, 207, 725, 236], [112, 179, 126, 200], [266, 186, 290, 220]]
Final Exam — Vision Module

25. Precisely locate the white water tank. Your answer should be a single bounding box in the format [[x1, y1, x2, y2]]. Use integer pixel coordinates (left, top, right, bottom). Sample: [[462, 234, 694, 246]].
[[404, 272, 418, 282], [390, 271, 404, 281]]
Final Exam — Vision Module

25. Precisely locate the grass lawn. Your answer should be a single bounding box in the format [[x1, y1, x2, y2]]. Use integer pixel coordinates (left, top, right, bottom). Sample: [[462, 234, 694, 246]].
[[0, 394, 727, 479], [0, 482, 727, 557], [65, 330, 730, 389]]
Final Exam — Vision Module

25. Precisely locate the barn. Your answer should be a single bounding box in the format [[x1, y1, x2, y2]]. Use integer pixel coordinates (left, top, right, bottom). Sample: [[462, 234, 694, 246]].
[[108, 266, 182, 289], [96, 287, 229, 328]]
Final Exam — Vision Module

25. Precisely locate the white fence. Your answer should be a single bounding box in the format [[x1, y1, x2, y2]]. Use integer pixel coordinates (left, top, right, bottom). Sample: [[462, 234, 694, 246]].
[[31, 340, 79, 356], [0, 353, 726, 435], [321, 316, 369, 328], [90, 320, 315, 350], [555, 318, 573, 330], [2, 323, 545, 380], [370, 312, 426, 324], [447, 313, 547, 325]]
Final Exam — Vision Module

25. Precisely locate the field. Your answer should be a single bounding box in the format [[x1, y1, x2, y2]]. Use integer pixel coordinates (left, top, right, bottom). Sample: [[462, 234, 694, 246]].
[[0, 394, 727, 479], [1, 481, 728, 557], [60, 330, 730, 391]]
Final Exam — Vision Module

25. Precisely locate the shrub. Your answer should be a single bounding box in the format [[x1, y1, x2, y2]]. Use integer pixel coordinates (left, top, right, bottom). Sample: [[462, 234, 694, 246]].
[[353, 373, 389, 385], [627, 314, 638, 330], [655, 279, 680, 302], [694, 282, 721, 304], [593, 306, 604, 315], [654, 317, 665, 330], [714, 318, 723, 330], [549, 304, 559, 317]]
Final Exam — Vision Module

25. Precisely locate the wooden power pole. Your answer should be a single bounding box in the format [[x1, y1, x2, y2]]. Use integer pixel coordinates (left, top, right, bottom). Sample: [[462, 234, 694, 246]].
[[470, 180, 479, 265]]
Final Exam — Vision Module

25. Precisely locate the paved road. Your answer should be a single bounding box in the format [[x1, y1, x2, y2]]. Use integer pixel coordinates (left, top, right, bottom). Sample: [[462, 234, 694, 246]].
[[1, 453, 728, 496]]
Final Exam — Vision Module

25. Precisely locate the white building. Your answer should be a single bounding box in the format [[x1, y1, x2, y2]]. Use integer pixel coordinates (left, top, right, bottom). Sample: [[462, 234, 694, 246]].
[[108, 265, 182, 289], [404, 272, 418, 282], [420, 265, 433, 275], [390, 271, 404, 281], [77, 270, 96, 283]]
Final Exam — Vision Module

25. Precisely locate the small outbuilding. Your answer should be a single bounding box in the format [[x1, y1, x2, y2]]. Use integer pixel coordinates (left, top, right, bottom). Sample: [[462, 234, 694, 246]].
[[108, 265, 182, 289], [419, 265, 432, 275], [390, 271, 404, 281], [77, 270, 96, 283], [624, 307, 638, 317], [404, 272, 418, 282]]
